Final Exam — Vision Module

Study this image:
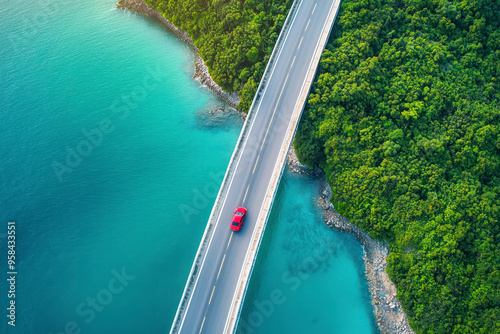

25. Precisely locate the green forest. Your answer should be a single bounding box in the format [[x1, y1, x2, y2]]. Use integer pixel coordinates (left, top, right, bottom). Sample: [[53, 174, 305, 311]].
[[294, 0, 500, 332], [144, 0, 293, 111]]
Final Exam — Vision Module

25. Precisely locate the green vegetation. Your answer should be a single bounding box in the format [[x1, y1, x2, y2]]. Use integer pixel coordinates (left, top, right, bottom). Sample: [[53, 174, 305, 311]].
[[295, 0, 500, 332], [145, 0, 293, 111]]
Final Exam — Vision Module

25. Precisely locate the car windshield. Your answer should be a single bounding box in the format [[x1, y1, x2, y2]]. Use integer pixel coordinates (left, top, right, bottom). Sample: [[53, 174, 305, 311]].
[[232, 221, 240, 226], [235, 212, 244, 216]]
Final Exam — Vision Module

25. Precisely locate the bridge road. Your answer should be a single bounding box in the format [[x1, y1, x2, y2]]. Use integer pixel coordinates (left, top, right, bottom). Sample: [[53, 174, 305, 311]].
[[173, 1, 338, 333]]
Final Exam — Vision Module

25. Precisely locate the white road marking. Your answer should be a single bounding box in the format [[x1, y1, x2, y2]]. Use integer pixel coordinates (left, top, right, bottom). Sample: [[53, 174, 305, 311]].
[[260, 73, 290, 152], [312, 3, 317, 14], [305, 19, 310, 31], [199, 317, 206, 334], [297, 36, 303, 50], [209, 286, 216, 305], [227, 231, 233, 249], [217, 254, 226, 280], [291, 56, 296, 69], [252, 155, 260, 174], [243, 185, 250, 203]]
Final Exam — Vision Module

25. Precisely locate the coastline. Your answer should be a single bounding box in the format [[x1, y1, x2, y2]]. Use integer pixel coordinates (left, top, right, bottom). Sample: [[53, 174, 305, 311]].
[[287, 147, 415, 334], [116, 0, 241, 110]]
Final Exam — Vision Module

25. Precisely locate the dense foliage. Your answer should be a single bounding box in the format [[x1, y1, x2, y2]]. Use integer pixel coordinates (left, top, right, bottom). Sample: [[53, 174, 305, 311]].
[[295, 0, 500, 332], [145, 0, 293, 111]]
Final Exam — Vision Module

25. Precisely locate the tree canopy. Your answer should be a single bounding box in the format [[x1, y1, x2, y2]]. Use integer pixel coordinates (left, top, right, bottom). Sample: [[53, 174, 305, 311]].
[[145, 0, 293, 111], [294, 0, 500, 332]]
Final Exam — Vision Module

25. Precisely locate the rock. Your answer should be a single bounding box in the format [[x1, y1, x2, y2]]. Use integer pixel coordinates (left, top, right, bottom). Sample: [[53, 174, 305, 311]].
[[210, 106, 224, 114]]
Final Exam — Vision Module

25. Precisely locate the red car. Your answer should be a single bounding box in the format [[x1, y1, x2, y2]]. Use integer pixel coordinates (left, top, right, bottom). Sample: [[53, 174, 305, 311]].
[[230, 207, 247, 231]]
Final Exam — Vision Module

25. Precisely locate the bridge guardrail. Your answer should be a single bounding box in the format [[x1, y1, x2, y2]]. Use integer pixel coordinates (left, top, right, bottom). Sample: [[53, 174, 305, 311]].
[[169, 1, 300, 333]]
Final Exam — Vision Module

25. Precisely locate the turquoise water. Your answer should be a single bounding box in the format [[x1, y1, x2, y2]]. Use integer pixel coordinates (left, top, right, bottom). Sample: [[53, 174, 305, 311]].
[[237, 170, 378, 334], [0, 0, 377, 333]]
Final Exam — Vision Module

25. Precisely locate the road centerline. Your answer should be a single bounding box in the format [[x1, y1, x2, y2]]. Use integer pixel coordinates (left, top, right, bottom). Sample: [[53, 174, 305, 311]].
[[209, 286, 216, 305], [217, 254, 226, 280], [199, 317, 206, 334], [260, 73, 290, 152], [243, 185, 250, 204], [252, 155, 260, 174], [297, 36, 303, 50], [227, 232, 233, 249]]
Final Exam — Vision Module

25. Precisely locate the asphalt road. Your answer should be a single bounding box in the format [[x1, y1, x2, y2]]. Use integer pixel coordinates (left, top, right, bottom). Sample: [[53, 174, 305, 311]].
[[175, 1, 337, 333]]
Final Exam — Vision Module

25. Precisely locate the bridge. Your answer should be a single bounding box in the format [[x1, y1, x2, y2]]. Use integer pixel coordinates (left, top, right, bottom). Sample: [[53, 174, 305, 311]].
[[170, 1, 340, 333]]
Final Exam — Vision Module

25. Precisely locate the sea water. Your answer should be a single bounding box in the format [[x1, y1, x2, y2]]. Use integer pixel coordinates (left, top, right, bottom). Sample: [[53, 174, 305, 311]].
[[0, 0, 376, 333]]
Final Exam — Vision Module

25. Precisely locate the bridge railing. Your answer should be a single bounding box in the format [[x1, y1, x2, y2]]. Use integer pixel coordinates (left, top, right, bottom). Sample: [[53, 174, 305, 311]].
[[169, 1, 300, 333]]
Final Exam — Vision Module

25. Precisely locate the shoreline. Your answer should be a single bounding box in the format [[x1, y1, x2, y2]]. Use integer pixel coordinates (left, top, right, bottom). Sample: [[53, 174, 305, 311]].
[[287, 147, 415, 334], [116, 0, 241, 111]]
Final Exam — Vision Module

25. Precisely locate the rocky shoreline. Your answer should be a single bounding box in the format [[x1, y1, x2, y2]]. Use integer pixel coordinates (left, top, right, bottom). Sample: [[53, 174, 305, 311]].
[[287, 147, 415, 334], [116, 0, 240, 110]]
